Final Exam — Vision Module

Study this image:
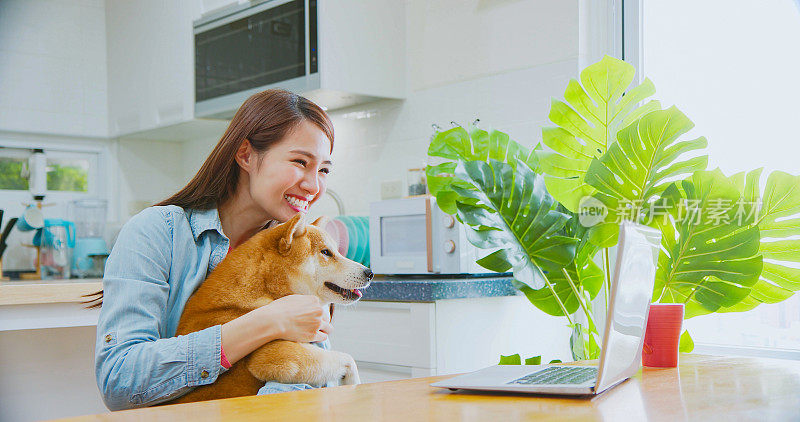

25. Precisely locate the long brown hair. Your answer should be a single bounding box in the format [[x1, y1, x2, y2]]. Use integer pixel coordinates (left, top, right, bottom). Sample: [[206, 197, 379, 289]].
[[158, 89, 334, 209], [84, 89, 334, 308]]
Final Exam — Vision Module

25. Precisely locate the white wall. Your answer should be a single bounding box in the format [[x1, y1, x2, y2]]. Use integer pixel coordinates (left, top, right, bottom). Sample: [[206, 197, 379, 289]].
[[407, 0, 578, 91], [0, 0, 108, 138], [328, 0, 579, 216], [113, 138, 187, 220]]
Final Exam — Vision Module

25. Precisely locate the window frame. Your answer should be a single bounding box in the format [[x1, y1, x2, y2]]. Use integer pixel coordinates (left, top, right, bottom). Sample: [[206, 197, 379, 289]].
[[0, 138, 109, 211]]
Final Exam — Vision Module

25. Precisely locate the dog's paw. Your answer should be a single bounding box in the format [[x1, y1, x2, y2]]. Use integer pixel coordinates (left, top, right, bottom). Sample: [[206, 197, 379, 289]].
[[325, 351, 359, 386], [341, 357, 360, 385]]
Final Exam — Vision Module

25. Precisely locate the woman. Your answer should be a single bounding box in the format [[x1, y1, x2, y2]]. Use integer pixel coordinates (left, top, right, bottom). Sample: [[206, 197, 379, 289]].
[[95, 89, 336, 410]]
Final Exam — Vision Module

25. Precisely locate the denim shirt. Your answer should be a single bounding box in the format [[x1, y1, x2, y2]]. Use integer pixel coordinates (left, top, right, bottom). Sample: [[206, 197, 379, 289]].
[[95, 206, 327, 411]]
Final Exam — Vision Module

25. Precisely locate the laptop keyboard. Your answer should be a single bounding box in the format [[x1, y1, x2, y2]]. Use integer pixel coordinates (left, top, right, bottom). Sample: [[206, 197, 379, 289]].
[[508, 366, 598, 385]]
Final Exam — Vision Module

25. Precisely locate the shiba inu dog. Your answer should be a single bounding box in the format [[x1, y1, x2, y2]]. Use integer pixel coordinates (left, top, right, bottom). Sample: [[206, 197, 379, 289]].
[[169, 213, 372, 404]]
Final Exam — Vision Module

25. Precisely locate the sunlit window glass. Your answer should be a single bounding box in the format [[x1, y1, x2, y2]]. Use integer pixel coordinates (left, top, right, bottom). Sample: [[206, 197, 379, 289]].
[[46, 157, 89, 192]]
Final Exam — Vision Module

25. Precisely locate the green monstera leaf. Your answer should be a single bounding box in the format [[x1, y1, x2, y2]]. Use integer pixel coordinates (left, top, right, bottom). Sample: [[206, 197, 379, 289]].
[[513, 261, 604, 317], [452, 159, 576, 286], [497, 354, 543, 365], [679, 330, 695, 353], [584, 106, 708, 224], [537, 55, 661, 212], [721, 170, 800, 312], [654, 170, 763, 318], [426, 125, 539, 214], [450, 159, 603, 318]]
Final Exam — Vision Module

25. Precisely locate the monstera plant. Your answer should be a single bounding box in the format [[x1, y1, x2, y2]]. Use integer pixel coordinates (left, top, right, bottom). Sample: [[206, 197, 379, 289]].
[[426, 56, 800, 359]]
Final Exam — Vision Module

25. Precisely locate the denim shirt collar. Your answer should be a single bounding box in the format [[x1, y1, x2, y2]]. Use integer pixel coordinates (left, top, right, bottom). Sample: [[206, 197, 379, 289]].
[[188, 208, 281, 242], [188, 208, 225, 241]]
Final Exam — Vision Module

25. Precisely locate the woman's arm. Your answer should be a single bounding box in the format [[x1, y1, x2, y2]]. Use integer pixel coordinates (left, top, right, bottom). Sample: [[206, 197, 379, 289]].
[[221, 295, 333, 365], [95, 208, 222, 410]]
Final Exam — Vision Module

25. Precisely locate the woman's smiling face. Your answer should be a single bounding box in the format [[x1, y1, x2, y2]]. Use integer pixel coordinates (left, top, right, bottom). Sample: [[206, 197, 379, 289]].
[[243, 120, 332, 222]]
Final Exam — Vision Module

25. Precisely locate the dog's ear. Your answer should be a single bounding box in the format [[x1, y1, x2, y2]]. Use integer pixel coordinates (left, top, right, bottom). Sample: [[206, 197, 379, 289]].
[[311, 215, 329, 228], [279, 213, 306, 254]]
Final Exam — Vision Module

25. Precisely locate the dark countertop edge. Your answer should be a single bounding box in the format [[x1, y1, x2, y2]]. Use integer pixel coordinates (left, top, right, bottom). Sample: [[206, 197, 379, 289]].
[[361, 276, 519, 302]]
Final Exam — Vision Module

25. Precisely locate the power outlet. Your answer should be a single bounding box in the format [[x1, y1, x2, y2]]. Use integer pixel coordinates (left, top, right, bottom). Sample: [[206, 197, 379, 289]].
[[380, 179, 404, 199]]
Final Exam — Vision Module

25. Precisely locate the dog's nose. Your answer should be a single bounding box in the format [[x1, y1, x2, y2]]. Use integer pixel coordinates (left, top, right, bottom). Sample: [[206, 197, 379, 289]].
[[364, 268, 374, 280]]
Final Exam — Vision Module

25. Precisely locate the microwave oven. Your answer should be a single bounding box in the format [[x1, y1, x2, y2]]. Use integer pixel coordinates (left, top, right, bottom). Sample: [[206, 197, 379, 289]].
[[369, 197, 503, 276], [193, 0, 319, 119]]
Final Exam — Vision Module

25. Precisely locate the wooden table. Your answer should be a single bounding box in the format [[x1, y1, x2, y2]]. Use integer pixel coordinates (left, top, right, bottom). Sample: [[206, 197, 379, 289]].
[[58, 354, 800, 421]]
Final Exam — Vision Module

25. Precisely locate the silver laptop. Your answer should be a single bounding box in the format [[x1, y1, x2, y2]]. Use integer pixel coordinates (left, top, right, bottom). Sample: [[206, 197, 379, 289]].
[[431, 221, 662, 396]]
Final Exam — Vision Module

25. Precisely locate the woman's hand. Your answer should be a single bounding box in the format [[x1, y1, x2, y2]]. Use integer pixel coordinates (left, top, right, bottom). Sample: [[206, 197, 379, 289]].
[[221, 294, 331, 365], [262, 295, 332, 343]]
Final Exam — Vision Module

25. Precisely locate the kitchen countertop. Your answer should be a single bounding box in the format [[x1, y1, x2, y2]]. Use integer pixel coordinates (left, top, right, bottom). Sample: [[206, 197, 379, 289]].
[[362, 274, 518, 302], [0, 276, 517, 331], [0, 275, 520, 306], [0, 278, 103, 306]]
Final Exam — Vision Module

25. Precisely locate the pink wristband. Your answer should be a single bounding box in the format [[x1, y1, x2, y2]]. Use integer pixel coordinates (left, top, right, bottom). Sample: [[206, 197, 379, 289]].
[[221, 344, 231, 369]]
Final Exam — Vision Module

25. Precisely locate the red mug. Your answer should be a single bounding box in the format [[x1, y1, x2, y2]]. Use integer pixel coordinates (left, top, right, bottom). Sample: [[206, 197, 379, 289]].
[[642, 303, 684, 368]]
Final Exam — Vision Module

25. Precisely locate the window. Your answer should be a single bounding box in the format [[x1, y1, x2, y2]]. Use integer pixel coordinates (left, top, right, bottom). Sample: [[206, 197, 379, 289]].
[[0, 149, 30, 191], [0, 146, 102, 222], [0, 144, 104, 272], [46, 154, 91, 193], [624, 0, 800, 359], [0, 148, 98, 195]]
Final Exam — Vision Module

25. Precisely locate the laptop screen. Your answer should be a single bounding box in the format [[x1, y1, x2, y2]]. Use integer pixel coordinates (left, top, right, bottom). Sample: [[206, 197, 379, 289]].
[[595, 222, 662, 393]]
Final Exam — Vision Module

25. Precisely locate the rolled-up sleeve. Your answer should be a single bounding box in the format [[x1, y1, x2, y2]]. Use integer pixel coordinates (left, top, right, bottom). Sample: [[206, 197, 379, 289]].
[[94, 208, 224, 410]]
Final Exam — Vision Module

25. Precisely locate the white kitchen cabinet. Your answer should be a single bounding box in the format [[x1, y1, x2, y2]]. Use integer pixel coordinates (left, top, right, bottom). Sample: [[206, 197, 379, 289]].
[[0, 280, 105, 421], [105, 1, 202, 137], [331, 296, 573, 383], [312, 0, 406, 109]]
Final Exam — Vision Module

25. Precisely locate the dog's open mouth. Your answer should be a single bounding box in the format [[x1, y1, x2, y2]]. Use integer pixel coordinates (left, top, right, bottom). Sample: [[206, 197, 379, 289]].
[[325, 282, 363, 300]]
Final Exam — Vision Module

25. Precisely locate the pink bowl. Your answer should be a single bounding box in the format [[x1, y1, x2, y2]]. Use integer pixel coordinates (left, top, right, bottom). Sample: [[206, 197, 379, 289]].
[[324, 219, 349, 256]]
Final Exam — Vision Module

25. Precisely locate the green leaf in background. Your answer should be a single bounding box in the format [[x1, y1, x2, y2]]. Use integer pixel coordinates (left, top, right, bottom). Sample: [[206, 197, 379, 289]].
[[679, 330, 695, 353], [525, 356, 542, 365], [654, 170, 763, 318], [452, 159, 577, 288], [46, 164, 88, 192], [584, 106, 708, 224], [426, 125, 540, 214], [536, 55, 661, 212], [498, 354, 522, 365], [498, 355, 544, 365], [521, 212, 606, 318], [451, 158, 608, 320], [569, 322, 601, 360], [0, 157, 29, 190], [513, 262, 604, 317], [720, 170, 800, 312], [729, 168, 763, 227], [475, 249, 513, 273]]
